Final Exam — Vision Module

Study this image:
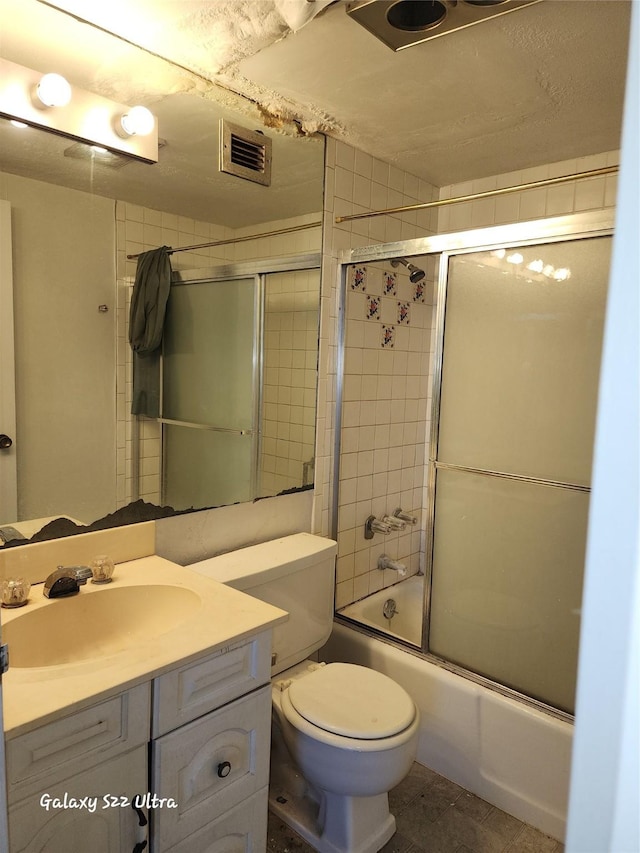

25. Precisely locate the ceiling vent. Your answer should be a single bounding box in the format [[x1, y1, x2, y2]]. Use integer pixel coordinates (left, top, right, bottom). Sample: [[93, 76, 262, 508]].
[[346, 0, 543, 51], [219, 119, 272, 186]]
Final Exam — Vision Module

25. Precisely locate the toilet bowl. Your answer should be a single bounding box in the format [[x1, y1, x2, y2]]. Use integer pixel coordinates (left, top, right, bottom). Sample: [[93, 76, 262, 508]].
[[269, 660, 420, 853], [187, 534, 419, 853]]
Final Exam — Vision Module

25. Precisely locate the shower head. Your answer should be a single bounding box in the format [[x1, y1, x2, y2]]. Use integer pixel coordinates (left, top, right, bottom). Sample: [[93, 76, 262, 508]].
[[391, 257, 426, 283]]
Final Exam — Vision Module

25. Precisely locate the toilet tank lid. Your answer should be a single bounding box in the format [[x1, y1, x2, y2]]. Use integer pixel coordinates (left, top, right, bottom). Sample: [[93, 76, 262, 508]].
[[187, 533, 337, 590]]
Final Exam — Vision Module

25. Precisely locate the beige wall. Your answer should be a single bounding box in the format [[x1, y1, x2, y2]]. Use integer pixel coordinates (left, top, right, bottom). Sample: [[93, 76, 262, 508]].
[[0, 172, 116, 524]]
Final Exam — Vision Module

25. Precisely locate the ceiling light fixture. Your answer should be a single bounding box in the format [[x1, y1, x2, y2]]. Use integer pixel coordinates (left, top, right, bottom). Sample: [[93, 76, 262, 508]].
[[35, 73, 72, 108]]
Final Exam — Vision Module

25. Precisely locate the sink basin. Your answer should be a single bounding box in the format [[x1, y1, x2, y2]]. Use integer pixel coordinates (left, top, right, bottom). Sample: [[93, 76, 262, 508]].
[[3, 584, 201, 668]]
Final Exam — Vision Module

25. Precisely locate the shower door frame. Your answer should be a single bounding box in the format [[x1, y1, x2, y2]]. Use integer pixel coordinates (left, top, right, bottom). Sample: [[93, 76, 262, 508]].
[[158, 252, 322, 507], [333, 210, 615, 720]]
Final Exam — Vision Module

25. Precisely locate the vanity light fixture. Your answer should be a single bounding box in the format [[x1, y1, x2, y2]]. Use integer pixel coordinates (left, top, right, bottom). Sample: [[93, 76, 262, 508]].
[[0, 58, 158, 163], [34, 72, 72, 108]]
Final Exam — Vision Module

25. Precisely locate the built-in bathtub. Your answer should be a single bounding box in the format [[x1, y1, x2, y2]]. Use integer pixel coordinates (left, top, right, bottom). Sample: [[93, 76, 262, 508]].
[[338, 575, 424, 646], [324, 585, 572, 842]]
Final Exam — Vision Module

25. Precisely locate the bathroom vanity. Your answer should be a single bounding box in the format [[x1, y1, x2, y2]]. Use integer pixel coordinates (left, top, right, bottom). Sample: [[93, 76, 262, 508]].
[[1, 556, 287, 852]]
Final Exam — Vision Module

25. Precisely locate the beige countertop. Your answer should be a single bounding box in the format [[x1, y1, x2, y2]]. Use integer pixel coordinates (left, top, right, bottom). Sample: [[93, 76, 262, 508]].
[[1, 555, 288, 738]]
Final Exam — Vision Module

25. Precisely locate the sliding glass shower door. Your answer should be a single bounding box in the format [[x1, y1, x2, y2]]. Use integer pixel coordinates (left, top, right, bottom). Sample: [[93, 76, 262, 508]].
[[428, 236, 612, 713], [160, 276, 260, 510]]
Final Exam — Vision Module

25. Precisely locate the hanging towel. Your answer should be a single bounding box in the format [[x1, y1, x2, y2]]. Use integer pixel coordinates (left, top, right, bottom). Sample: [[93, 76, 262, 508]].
[[129, 246, 172, 417]]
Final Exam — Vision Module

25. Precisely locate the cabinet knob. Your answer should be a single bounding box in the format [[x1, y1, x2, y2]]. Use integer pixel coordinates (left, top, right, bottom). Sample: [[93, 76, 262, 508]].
[[217, 760, 232, 778]]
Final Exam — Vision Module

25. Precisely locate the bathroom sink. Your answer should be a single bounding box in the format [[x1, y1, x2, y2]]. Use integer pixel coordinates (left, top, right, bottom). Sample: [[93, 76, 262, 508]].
[[3, 584, 201, 668]]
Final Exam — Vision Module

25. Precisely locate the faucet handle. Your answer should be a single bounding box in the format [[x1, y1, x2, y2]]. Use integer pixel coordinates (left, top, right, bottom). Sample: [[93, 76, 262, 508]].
[[364, 515, 392, 539], [383, 515, 406, 531], [394, 507, 417, 525]]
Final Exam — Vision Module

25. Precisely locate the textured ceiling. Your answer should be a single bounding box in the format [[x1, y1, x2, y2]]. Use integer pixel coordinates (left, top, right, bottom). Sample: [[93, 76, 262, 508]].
[[0, 0, 631, 221], [234, 0, 631, 185]]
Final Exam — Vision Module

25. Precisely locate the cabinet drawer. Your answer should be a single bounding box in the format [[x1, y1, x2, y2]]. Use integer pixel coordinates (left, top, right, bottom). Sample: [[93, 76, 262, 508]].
[[161, 786, 268, 853], [152, 631, 271, 736], [151, 685, 271, 850], [7, 683, 150, 805]]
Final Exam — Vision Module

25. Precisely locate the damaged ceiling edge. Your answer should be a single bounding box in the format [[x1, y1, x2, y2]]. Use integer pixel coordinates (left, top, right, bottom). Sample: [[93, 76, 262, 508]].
[[213, 69, 346, 138], [36, 0, 344, 142]]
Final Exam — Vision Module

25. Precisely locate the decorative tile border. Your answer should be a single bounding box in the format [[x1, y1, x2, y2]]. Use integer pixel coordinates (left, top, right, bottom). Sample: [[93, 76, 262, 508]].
[[366, 295, 381, 320], [413, 279, 426, 303], [383, 270, 397, 296], [397, 301, 411, 325], [381, 324, 395, 348], [350, 265, 367, 291]]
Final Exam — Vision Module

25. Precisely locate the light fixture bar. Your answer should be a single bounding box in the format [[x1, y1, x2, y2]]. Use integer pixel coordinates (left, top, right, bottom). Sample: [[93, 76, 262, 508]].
[[0, 58, 158, 163]]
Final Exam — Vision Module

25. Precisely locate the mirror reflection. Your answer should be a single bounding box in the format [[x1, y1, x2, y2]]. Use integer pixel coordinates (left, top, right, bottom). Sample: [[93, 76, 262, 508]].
[[0, 2, 325, 545]]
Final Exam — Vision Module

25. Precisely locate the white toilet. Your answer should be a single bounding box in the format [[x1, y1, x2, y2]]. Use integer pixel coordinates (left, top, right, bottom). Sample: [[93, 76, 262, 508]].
[[189, 533, 419, 853]]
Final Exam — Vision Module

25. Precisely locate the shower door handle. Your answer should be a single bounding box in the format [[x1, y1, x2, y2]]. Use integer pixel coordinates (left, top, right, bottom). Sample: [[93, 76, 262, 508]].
[[0, 434, 12, 450]]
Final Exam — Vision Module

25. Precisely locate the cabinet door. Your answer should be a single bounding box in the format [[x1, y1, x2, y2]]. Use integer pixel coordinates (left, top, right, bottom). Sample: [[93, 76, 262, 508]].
[[165, 786, 268, 853], [8, 746, 148, 853], [152, 686, 271, 851]]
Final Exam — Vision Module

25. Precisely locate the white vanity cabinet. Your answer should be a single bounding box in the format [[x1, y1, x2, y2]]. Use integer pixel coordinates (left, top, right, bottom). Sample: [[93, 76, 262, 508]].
[[6, 630, 274, 852], [150, 631, 273, 853], [6, 684, 150, 853]]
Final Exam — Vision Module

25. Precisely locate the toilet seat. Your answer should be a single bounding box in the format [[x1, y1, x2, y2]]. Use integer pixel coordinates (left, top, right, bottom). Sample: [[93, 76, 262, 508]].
[[286, 662, 415, 739]]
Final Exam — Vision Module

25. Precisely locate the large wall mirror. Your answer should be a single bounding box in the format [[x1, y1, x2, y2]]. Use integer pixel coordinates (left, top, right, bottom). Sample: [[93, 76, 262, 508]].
[[0, 0, 325, 545]]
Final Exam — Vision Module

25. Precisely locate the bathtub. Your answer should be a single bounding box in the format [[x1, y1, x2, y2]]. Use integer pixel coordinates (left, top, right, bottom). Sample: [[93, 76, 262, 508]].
[[338, 575, 424, 646], [323, 597, 573, 842]]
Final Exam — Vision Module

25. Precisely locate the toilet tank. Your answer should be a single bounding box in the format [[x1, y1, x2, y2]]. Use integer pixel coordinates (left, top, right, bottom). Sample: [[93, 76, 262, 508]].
[[188, 533, 337, 675]]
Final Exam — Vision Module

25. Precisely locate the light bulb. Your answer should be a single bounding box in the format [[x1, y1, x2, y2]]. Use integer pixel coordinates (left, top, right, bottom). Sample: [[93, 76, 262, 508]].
[[553, 268, 571, 281], [119, 105, 155, 137], [527, 259, 544, 273], [10, 120, 28, 129], [506, 253, 523, 265], [36, 73, 72, 108]]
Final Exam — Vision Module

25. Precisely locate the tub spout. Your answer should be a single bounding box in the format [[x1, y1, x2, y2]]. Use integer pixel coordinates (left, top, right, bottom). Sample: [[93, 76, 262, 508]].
[[378, 555, 407, 577]]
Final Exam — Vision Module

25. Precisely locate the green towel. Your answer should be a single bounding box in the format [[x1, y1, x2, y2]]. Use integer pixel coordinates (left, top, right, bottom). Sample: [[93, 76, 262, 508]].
[[129, 246, 172, 417]]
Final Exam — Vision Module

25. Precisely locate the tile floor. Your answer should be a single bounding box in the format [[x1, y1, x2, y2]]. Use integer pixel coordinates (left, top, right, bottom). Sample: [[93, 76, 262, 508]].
[[267, 762, 565, 853]]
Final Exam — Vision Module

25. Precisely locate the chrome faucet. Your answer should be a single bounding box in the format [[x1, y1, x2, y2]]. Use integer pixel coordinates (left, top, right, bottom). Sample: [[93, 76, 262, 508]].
[[377, 555, 407, 576], [43, 565, 93, 598]]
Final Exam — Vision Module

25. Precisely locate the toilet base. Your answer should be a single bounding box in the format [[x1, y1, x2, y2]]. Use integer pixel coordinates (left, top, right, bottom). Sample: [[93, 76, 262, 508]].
[[269, 784, 396, 853]]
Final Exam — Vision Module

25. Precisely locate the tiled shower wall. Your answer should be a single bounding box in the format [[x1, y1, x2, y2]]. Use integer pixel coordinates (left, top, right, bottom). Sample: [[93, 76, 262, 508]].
[[337, 260, 437, 605], [260, 268, 320, 496], [115, 204, 322, 509], [437, 151, 618, 231], [315, 138, 440, 608]]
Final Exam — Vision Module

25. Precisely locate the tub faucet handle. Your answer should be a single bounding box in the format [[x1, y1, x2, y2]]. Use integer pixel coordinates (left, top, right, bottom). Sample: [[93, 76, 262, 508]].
[[394, 508, 417, 525], [383, 515, 406, 531], [364, 515, 392, 539]]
